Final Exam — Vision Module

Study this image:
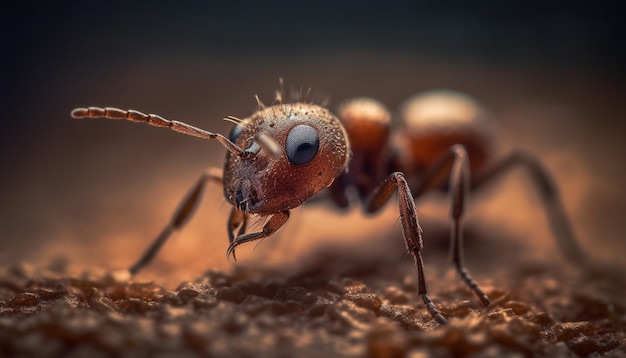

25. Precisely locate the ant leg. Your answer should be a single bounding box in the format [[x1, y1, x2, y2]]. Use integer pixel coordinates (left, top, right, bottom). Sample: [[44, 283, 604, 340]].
[[227, 208, 247, 244], [128, 168, 223, 275], [366, 172, 447, 324], [226, 211, 290, 260], [470, 150, 585, 264], [226, 208, 249, 261], [412, 145, 490, 307]]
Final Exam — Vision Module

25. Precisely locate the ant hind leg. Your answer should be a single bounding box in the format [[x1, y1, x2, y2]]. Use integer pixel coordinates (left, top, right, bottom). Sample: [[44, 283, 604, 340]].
[[471, 150, 585, 264]]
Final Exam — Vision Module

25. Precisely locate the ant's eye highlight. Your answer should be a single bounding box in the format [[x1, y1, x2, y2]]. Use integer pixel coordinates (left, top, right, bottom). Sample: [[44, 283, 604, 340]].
[[229, 124, 243, 143], [285, 124, 319, 165]]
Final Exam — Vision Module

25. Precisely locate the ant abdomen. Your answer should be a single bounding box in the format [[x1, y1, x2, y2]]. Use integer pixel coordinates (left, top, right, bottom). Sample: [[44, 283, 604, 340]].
[[399, 90, 497, 174]]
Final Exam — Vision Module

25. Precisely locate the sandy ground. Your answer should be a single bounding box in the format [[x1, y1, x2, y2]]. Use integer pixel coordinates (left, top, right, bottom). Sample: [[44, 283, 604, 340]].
[[1, 240, 624, 357]]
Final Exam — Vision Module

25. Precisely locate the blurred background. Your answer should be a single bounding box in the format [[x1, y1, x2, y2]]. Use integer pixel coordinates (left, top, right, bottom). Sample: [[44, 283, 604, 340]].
[[1, 1, 624, 284]]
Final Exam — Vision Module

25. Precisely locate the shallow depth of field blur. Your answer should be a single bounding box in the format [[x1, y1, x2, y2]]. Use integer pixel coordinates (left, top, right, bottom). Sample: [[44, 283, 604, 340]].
[[1, 2, 624, 286]]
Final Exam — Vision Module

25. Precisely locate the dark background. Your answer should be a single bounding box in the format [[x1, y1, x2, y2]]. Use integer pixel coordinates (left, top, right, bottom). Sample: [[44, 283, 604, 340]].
[[1, 1, 624, 282]]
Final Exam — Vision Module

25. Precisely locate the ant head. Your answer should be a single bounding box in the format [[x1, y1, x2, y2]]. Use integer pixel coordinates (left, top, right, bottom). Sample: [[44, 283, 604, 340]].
[[223, 103, 350, 214]]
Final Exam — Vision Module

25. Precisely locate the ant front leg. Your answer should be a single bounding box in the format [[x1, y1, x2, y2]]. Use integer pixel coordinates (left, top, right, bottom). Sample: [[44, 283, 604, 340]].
[[226, 211, 290, 260], [129, 168, 223, 275], [412, 145, 491, 307], [226, 207, 249, 261], [366, 172, 448, 325]]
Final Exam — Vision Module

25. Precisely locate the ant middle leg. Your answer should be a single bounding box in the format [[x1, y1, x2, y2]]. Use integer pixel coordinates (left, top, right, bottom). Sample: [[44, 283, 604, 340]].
[[412, 144, 491, 307], [128, 168, 223, 275], [366, 172, 447, 324]]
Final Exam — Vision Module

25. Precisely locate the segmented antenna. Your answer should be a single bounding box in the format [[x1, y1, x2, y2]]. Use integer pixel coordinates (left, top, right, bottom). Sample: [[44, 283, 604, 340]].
[[71, 107, 248, 157]]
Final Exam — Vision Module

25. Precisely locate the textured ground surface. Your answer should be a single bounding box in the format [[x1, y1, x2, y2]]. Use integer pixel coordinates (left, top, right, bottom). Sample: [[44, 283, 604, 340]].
[[1, 250, 624, 357]]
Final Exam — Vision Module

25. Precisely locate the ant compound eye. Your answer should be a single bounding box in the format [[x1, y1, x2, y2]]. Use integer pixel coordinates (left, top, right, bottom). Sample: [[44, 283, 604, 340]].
[[285, 124, 319, 165], [229, 124, 243, 143]]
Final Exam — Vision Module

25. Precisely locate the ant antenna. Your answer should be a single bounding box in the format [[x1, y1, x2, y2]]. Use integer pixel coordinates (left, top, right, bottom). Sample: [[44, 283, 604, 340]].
[[71, 107, 250, 158]]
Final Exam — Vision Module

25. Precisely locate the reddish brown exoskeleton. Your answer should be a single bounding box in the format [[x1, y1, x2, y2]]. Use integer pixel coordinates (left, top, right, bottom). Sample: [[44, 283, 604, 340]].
[[71, 85, 585, 324]]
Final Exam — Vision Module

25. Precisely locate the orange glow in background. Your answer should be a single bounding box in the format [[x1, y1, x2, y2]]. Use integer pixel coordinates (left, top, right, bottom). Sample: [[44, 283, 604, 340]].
[[2, 4, 624, 287]]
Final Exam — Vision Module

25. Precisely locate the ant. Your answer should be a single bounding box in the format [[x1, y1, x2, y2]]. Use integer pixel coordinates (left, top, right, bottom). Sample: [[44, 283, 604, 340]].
[[71, 84, 585, 324]]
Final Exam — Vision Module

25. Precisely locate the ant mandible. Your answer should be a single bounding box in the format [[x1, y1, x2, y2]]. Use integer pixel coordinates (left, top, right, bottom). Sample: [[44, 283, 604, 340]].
[[71, 83, 585, 325]]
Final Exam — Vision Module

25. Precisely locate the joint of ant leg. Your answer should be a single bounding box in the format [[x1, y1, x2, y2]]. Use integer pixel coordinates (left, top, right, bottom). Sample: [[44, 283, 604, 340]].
[[450, 144, 467, 157], [410, 244, 424, 259], [402, 223, 424, 257]]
